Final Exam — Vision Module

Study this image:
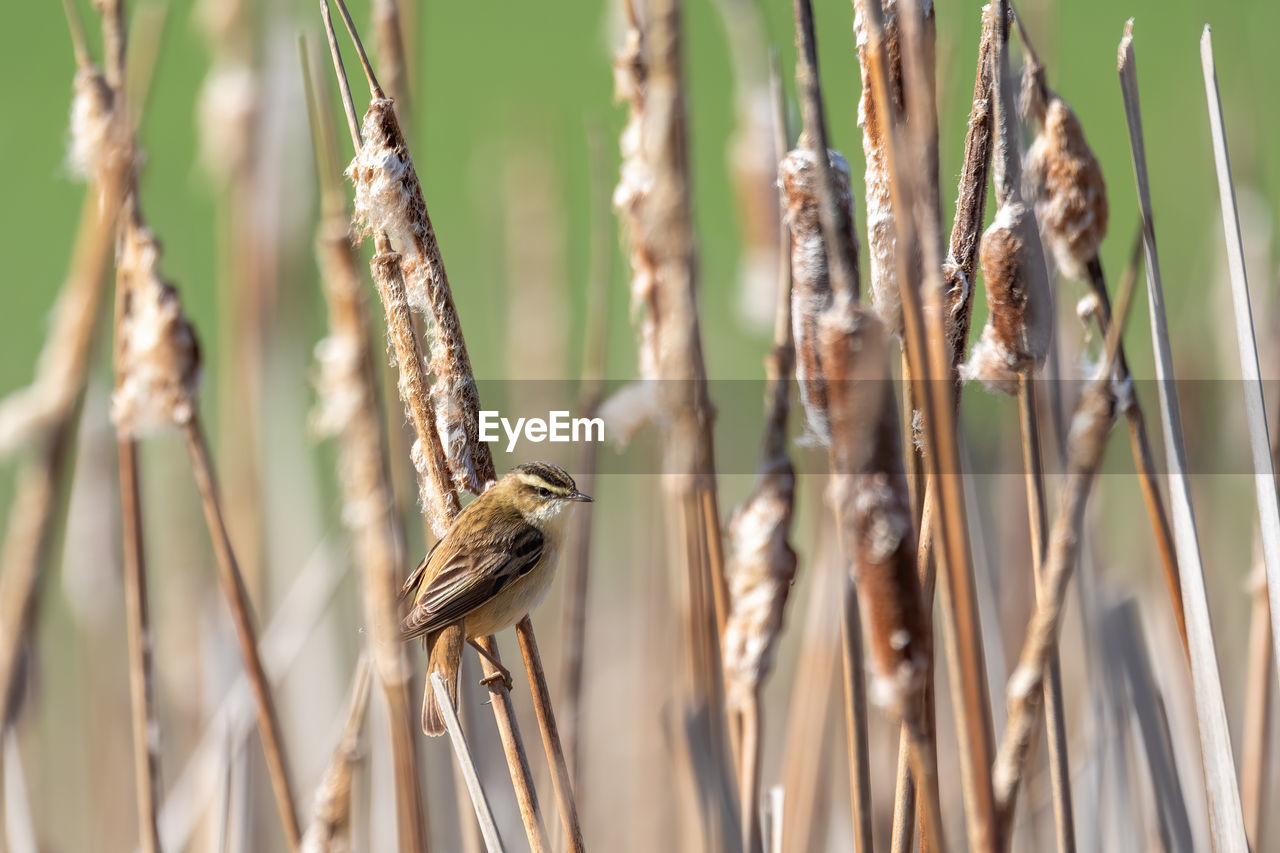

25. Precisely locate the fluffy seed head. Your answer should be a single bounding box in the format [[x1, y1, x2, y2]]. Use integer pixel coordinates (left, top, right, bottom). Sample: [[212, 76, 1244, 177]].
[[1022, 88, 1108, 281], [961, 202, 1052, 394], [781, 146, 857, 444], [68, 67, 115, 180], [111, 226, 202, 436], [722, 463, 797, 711]]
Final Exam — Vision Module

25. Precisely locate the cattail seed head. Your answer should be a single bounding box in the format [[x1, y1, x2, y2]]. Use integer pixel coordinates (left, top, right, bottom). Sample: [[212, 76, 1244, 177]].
[[781, 145, 857, 444], [854, 0, 904, 335], [722, 462, 797, 711], [68, 67, 115, 180], [347, 100, 494, 495], [111, 226, 202, 437], [1021, 80, 1108, 281], [820, 300, 929, 714], [196, 61, 257, 188], [961, 202, 1052, 394], [613, 16, 660, 381]]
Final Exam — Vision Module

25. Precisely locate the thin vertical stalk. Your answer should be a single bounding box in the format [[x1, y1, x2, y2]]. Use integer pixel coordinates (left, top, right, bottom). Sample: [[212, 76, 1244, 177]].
[[474, 636, 550, 853], [118, 438, 162, 853], [515, 618, 584, 852], [182, 419, 302, 847]]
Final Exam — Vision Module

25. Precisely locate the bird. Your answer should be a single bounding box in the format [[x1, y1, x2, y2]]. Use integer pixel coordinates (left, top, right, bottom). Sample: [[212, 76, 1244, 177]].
[[400, 461, 593, 736]]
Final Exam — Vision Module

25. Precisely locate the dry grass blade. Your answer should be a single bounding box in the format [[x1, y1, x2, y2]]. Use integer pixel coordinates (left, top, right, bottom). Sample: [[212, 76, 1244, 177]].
[[1103, 600, 1195, 853], [1116, 21, 1247, 848], [301, 657, 372, 852], [1241, 561, 1273, 851], [371, 0, 411, 115], [1200, 25, 1280, 691], [430, 673, 505, 853], [302, 36, 428, 852]]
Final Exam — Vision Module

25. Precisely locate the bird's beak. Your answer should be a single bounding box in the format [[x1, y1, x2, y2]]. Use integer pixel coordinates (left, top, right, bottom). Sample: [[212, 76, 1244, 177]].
[[568, 491, 594, 503]]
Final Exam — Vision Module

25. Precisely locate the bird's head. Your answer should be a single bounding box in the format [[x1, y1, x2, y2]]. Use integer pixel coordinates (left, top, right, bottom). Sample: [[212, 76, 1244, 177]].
[[495, 461, 593, 526]]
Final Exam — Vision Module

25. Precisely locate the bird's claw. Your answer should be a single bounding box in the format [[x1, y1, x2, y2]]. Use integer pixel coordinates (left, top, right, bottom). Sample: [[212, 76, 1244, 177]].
[[480, 667, 513, 692]]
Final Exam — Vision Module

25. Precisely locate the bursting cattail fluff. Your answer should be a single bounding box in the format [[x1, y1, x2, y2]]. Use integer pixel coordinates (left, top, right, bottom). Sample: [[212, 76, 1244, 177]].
[[853, 0, 904, 334], [781, 145, 857, 444], [68, 66, 115, 181], [1021, 68, 1108, 282], [613, 12, 660, 381], [722, 463, 797, 711], [111, 224, 203, 437], [820, 299, 929, 713], [961, 204, 1051, 393], [347, 99, 494, 495]]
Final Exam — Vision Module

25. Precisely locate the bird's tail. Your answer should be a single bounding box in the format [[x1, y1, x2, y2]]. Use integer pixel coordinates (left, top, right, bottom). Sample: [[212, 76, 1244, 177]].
[[422, 624, 464, 736]]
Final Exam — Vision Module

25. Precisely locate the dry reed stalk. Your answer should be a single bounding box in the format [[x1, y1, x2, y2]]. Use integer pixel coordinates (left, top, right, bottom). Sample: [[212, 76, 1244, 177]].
[[821, 297, 946, 850], [722, 103, 797, 847], [852, 0, 904, 333], [1013, 9, 1188, 655], [891, 12, 997, 848], [789, 4, 875, 849], [109, 202, 299, 847], [301, 40, 428, 853], [315, 12, 569, 851], [1118, 22, 1247, 849], [862, 1, 999, 847], [1201, 25, 1280, 695], [371, 0, 411, 116], [473, 635, 550, 852], [194, 0, 269, 604], [616, 0, 739, 844], [968, 6, 1075, 846], [989, 243, 1136, 848], [1241, 560, 1272, 851], [515, 618, 584, 852], [557, 120, 612, 790], [428, 673, 504, 853], [301, 657, 372, 852]]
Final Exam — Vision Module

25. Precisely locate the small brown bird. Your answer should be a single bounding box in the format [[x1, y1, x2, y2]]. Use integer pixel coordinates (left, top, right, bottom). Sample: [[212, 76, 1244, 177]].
[[401, 461, 593, 735]]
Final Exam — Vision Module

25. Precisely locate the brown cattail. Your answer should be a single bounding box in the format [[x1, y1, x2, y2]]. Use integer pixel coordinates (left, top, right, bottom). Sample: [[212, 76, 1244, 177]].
[[67, 66, 115, 180], [961, 203, 1052, 393], [961, 7, 1052, 395], [820, 299, 929, 714], [613, 6, 660, 381], [347, 99, 494, 495], [853, 0, 904, 335], [722, 459, 797, 712], [780, 145, 857, 443], [195, 61, 257, 188], [111, 223, 203, 437], [1021, 64, 1108, 282]]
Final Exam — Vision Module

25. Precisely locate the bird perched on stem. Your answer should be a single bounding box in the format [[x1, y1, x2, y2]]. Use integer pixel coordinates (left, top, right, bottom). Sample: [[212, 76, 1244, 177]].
[[401, 461, 593, 735]]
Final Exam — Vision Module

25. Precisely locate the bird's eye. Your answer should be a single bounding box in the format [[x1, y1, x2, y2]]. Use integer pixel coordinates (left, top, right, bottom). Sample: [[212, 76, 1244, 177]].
[[538, 487, 551, 498]]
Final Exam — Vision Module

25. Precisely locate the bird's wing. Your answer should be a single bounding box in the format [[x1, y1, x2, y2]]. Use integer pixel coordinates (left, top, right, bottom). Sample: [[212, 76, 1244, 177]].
[[400, 526, 544, 641], [399, 536, 441, 603]]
